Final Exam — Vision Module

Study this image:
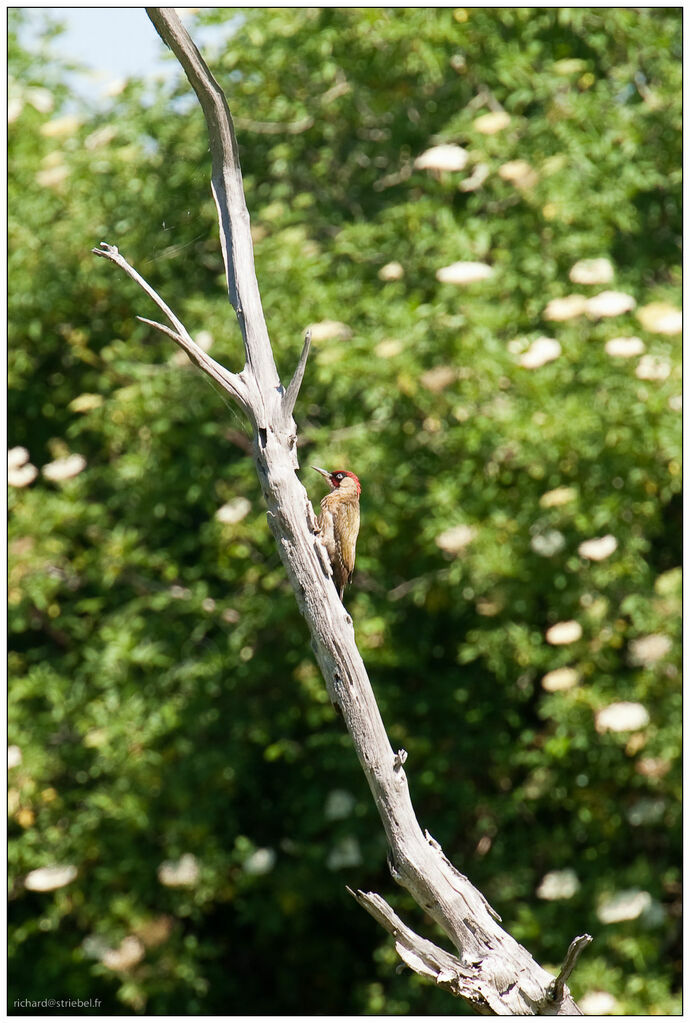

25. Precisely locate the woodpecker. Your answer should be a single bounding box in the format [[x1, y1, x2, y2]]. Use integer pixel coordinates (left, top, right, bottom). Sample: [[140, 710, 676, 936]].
[[312, 466, 361, 600]]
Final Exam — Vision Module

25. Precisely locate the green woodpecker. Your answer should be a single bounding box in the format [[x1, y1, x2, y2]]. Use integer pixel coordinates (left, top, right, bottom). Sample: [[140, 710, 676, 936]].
[[312, 467, 361, 600]]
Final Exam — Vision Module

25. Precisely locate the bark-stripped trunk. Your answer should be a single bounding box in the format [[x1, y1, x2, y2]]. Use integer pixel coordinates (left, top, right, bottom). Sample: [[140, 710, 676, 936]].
[[92, 9, 590, 1014]]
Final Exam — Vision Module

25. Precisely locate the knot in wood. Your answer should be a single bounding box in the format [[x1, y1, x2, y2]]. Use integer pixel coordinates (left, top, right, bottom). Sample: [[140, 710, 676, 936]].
[[393, 749, 408, 770]]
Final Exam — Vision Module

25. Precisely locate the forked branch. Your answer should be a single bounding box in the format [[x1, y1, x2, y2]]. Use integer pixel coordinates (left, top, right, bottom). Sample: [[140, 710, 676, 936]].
[[91, 242, 248, 408], [348, 889, 493, 1009], [146, 6, 280, 413], [92, 8, 589, 1015], [282, 329, 312, 426]]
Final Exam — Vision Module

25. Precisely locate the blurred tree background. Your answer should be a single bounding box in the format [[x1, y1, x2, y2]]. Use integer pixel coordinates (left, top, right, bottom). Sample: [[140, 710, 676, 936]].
[[8, 7, 681, 1016]]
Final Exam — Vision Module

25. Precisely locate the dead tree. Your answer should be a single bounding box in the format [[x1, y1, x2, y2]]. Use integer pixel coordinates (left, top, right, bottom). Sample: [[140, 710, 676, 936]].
[[93, 8, 590, 1014]]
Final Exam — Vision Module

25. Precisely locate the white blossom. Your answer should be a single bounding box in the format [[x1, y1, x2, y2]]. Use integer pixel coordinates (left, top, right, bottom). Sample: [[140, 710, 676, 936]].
[[578, 535, 617, 561], [531, 531, 565, 557], [473, 111, 511, 135], [543, 295, 587, 321], [539, 486, 577, 508], [569, 258, 614, 285], [8, 97, 23, 122], [595, 701, 649, 733], [580, 990, 618, 1015], [40, 115, 81, 138], [85, 125, 117, 150], [195, 330, 213, 351], [414, 144, 468, 172], [8, 745, 22, 769], [635, 355, 671, 381], [635, 757, 671, 780], [435, 261, 493, 285], [8, 446, 29, 470], [157, 853, 199, 887], [498, 160, 538, 188], [69, 393, 105, 413], [545, 621, 582, 645], [552, 59, 588, 75], [216, 497, 251, 524], [604, 336, 645, 358], [541, 667, 579, 692], [42, 454, 87, 481], [420, 365, 457, 392], [101, 936, 145, 971], [585, 290, 636, 318], [25, 865, 78, 892], [459, 163, 490, 192], [36, 164, 70, 188], [308, 320, 353, 341], [519, 337, 561, 369], [435, 524, 476, 554], [536, 869, 580, 900], [25, 87, 54, 113], [243, 847, 276, 876], [636, 302, 682, 335], [629, 634, 672, 666], [8, 463, 38, 488], [378, 261, 404, 281], [375, 339, 404, 358], [597, 889, 652, 924]]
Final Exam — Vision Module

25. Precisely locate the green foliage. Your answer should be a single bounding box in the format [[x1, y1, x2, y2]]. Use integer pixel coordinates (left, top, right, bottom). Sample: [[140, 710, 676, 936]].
[[9, 8, 680, 1016]]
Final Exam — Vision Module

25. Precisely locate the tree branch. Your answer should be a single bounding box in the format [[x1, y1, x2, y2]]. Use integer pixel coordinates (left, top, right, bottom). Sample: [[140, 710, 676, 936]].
[[347, 888, 491, 1012], [548, 935, 593, 1003], [146, 6, 280, 423], [91, 242, 248, 408], [91, 9, 587, 1015], [282, 329, 312, 427]]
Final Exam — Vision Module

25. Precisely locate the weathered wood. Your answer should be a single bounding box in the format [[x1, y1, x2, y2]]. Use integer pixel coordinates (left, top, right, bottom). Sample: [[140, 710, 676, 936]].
[[548, 935, 593, 1003], [92, 9, 588, 1014]]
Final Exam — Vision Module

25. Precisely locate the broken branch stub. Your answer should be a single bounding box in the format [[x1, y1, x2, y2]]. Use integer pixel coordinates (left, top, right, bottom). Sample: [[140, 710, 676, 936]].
[[90, 8, 588, 1014]]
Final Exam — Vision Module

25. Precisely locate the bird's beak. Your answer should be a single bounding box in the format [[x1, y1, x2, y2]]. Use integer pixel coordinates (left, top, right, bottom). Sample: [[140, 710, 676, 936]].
[[311, 466, 332, 480]]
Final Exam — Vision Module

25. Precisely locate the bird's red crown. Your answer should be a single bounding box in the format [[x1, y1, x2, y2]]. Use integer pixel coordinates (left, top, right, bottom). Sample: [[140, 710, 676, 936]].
[[312, 465, 362, 495], [329, 470, 361, 494]]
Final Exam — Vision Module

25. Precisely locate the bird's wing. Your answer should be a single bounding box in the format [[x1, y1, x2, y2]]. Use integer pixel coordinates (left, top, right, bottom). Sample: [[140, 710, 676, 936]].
[[317, 499, 336, 555], [338, 501, 360, 581]]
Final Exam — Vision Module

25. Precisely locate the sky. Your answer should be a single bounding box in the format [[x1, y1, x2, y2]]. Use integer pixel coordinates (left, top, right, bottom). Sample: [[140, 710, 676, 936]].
[[46, 8, 165, 78], [18, 8, 232, 101], [22, 8, 168, 82]]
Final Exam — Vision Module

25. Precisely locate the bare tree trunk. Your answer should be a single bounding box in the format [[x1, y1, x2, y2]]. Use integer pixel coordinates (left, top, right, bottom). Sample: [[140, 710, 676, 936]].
[[92, 8, 590, 1014]]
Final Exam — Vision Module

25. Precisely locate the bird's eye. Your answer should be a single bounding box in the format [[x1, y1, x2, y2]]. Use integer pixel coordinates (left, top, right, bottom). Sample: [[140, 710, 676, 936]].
[[336, 473, 344, 479]]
